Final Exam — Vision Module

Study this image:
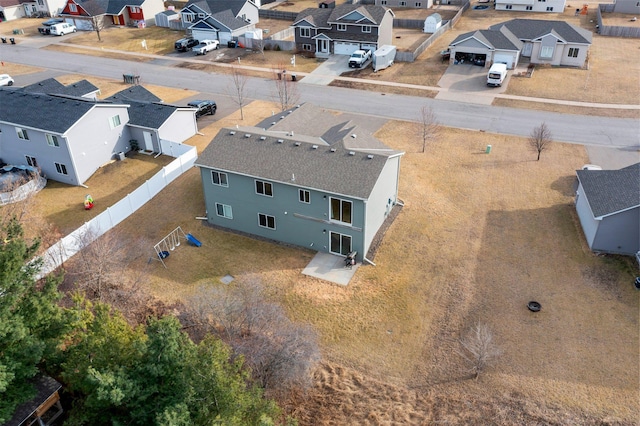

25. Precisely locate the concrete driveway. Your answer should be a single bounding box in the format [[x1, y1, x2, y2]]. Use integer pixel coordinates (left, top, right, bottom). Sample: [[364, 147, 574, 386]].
[[436, 63, 510, 104], [300, 55, 351, 85]]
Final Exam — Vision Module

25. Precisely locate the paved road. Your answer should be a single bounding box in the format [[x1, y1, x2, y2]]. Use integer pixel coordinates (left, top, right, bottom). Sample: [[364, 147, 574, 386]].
[[2, 43, 639, 151]]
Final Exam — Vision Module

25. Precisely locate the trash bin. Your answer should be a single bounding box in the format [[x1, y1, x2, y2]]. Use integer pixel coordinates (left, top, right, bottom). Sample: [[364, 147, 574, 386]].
[[485, 144, 492, 154], [634, 277, 640, 290], [9, 38, 15, 45], [227, 40, 237, 48], [291, 74, 297, 82], [1, 38, 6, 44]]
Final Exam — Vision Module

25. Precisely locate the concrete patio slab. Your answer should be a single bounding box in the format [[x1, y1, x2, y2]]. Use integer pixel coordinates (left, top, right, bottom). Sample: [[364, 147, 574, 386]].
[[302, 251, 359, 286]]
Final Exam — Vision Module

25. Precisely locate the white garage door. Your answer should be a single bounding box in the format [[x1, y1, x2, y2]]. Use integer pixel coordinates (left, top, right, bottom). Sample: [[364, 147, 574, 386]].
[[218, 32, 231, 44], [360, 43, 377, 53], [493, 53, 514, 69], [66, 18, 92, 31], [191, 30, 218, 42], [334, 42, 359, 55]]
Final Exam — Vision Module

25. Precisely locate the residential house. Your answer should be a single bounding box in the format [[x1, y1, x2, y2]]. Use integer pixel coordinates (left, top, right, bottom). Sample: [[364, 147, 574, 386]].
[[0, 0, 27, 21], [449, 19, 592, 68], [575, 163, 640, 256], [179, 0, 258, 44], [612, 0, 640, 13], [22, 77, 100, 100], [0, 83, 198, 186], [0, 89, 131, 186], [375, 0, 433, 10], [495, 0, 566, 13], [292, 4, 395, 57], [195, 103, 404, 261], [59, 0, 164, 30]]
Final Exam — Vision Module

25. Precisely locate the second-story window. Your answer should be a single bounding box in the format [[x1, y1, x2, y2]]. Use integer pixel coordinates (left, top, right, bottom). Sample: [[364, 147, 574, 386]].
[[69, 3, 77, 12], [256, 180, 273, 197], [211, 170, 228, 187], [16, 128, 29, 140], [337, 24, 346, 31], [46, 134, 60, 147], [299, 189, 310, 203], [362, 25, 371, 33], [300, 27, 311, 37], [109, 114, 121, 129], [330, 197, 352, 225]]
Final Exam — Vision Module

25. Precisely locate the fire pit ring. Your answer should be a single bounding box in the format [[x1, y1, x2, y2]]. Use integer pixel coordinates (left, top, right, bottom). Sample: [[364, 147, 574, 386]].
[[527, 301, 541, 312]]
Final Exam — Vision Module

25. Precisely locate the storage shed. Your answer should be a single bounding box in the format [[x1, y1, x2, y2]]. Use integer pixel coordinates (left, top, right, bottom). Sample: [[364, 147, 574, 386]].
[[424, 13, 442, 33], [155, 10, 179, 28]]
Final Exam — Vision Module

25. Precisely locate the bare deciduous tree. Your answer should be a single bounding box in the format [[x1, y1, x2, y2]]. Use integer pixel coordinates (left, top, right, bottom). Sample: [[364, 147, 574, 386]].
[[457, 322, 501, 380], [227, 66, 249, 120], [418, 105, 440, 153], [272, 64, 300, 112], [185, 276, 320, 396], [529, 122, 553, 161], [90, 15, 106, 42]]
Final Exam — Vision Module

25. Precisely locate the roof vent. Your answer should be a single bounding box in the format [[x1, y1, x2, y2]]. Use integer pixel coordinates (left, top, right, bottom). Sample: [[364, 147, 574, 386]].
[[229, 131, 236, 135], [280, 116, 285, 120], [277, 139, 284, 143], [330, 148, 336, 152], [271, 122, 276, 126], [349, 151, 355, 156], [260, 136, 267, 141], [289, 131, 294, 137], [244, 134, 251, 138], [367, 154, 374, 159], [351, 134, 357, 138], [312, 145, 318, 149], [295, 142, 301, 146]]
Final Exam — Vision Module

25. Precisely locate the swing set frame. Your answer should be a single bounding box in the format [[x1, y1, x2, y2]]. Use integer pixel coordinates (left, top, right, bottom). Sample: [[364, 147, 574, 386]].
[[152, 226, 188, 268]]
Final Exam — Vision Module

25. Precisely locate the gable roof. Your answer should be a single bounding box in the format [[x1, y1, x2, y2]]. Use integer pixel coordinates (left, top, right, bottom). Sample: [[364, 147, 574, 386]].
[[576, 163, 640, 218], [107, 85, 161, 103], [197, 104, 402, 200], [0, 90, 124, 134], [64, 0, 146, 16], [184, 0, 252, 17], [489, 19, 592, 44], [22, 78, 100, 98], [121, 101, 181, 129], [451, 29, 522, 50], [0, 0, 21, 8], [294, 4, 390, 27]]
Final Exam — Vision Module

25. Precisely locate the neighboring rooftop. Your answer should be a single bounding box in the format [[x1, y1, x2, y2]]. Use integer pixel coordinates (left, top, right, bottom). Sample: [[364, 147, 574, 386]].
[[576, 163, 640, 218], [22, 78, 100, 98]]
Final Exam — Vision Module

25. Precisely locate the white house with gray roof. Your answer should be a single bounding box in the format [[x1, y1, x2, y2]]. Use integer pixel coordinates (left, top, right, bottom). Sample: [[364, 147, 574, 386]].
[[575, 163, 640, 256], [180, 0, 258, 44], [449, 19, 592, 68], [195, 104, 404, 262], [495, 0, 566, 13]]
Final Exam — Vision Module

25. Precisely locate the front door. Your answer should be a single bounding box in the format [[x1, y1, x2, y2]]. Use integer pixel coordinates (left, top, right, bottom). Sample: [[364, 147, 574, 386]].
[[330, 232, 352, 256], [522, 43, 533, 57], [143, 131, 153, 151], [317, 39, 328, 54]]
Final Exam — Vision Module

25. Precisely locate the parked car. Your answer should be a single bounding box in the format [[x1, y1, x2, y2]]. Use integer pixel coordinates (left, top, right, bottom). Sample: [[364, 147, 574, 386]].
[[581, 164, 602, 171], [348, 50, 371, 68], [187, 100, 217, 118], [0, 74, 14, 86], [175, 37, 199, 52], [38, 18, 64, 35], [50, 23, 76, 36], [193, 40, 220, 55]]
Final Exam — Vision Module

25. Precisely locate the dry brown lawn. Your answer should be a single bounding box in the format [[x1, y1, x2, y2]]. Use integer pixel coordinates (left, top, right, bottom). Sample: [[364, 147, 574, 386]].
[[494, 97, 640, 119], [25, 98, 636, 423], [63, 25, 179, 55], [0, 62, 42, 76], [600, 12, 640, 26]]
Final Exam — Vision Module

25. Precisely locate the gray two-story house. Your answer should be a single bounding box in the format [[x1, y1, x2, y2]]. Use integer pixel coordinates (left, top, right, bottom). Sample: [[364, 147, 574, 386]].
[[292, 4, 395, 57], [0, 90, 131, 187], [179, 0, 258, 44], [195, 104, 404, 261]]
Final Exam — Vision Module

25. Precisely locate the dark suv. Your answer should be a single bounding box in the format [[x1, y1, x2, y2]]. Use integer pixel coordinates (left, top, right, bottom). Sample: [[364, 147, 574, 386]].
[[188, 100, 217, 118], [175, 37, 199, 52]]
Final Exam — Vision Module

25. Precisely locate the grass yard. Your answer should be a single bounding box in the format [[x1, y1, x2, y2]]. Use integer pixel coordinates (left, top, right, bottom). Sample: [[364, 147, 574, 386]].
[[49, 99, 638, 423]]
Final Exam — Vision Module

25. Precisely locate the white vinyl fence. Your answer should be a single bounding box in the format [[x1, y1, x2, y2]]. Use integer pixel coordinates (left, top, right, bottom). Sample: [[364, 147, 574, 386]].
[[36, 144, 197, 279]]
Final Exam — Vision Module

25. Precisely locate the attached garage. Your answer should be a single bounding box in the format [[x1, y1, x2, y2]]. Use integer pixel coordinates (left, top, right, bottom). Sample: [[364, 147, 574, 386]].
[[360, 43, 377, 53], [334, 42, 359, 55], [65, 17, 93, 31], [191, 29, 219, 42], [492, 52, 518, 69]]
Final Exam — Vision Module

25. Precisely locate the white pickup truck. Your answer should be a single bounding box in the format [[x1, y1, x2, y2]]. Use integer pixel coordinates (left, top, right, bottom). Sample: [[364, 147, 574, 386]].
[[193, 40, 220, 55], [348, 50, 371, 68]]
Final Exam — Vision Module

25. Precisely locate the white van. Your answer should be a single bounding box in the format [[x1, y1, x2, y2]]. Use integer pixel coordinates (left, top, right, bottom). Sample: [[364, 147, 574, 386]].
[[486, 63, 507, 87], [50, 23, 76, 36]]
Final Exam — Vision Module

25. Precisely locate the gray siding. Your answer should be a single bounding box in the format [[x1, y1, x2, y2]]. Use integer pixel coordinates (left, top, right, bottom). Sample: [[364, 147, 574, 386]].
[[593, 207, 640, 255], [158, 110, 199, 144], [200, 168, 366, 255], [575, 184, 598, 248], [364, 156, 400, 254], [613, 0, 640, 13]]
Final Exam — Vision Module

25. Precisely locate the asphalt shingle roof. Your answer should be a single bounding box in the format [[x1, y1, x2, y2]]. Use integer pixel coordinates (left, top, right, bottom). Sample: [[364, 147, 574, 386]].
[[576, 163, 640, 218], [198, 104, 402, 200], [451, 29, 521, 50], [489, 19, 592, 44], [185, 0, 249, 17], [294, 4, 390, 27], [0, 90, 118, 134], [107, 85, 161, 103], [70, 0, 145, 15], [22, 78, 99, 97]]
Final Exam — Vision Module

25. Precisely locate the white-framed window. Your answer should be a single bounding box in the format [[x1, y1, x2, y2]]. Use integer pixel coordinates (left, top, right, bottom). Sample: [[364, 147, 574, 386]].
[[183, 13, 194, 23], [211, 170, 228, 187], [215, 203, 233, 219], [337, 24, 346, 31], [362, 25, 371, 33], [198, 13, 206, 18], [55, 163, 68, 175], [69, 3, 77, 12], [46, 134, 60, 147], [540, 46, 554, 59], [568, 47, 579, 58], [255, 180, 273, 197], [25, 156, 37, 167], [16, 127, 29, 140], [300, 27, 311, 37], [109, 114, 121, 129], [330, 197, 352, 225], [302, 43, 312, 51], [258, 213, 276, 229], [505, 4, 512, 9], [546, 6, 553, 11], [330, 231, 352, 256], [400, 1, 406, 5], [130, 6, 140, 13], [37, 0, 44, 5], [537, 0, 546, 2], [526, 5, 532, 10], [299, 189, 310, 204]]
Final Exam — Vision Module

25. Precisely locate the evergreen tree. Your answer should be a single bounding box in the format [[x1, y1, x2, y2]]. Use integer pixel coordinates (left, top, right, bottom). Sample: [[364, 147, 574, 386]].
[[0, 217, 64, 424]]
